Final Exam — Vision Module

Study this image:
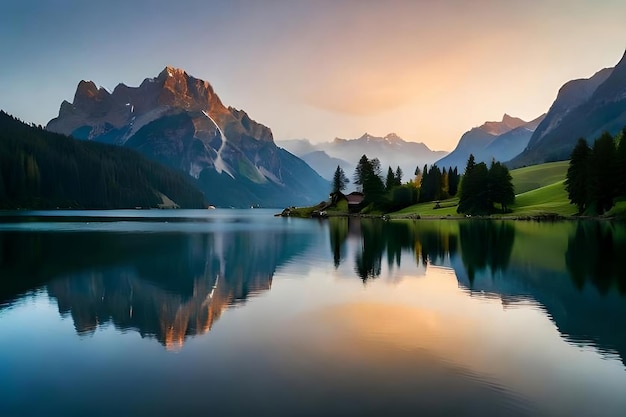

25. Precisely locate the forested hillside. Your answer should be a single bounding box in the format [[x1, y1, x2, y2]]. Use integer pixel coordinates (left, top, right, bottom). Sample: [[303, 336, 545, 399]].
[[0, 111, 206, 209]]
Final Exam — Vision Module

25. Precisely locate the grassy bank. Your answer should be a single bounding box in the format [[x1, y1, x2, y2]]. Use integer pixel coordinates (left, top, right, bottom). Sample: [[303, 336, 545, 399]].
[[511, 161, 568, 194], [389, 162, 574, 218], [283, 161, 624, 220]]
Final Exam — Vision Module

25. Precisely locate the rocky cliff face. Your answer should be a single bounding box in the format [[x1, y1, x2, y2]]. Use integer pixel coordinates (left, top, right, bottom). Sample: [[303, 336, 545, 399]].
[[47, 67, 328, 207], [512, 50, 626, 167]]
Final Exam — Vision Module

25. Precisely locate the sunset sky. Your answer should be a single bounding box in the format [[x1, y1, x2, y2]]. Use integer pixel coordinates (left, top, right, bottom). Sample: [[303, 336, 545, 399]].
[[1, 0, 625, 151]]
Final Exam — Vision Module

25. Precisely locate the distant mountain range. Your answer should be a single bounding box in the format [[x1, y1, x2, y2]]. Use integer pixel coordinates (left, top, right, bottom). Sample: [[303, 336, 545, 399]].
[[435, 114, 545, 171], [47, 67, 329, 208], [278, 133, 447, 182], [438, 49, 626, 169]]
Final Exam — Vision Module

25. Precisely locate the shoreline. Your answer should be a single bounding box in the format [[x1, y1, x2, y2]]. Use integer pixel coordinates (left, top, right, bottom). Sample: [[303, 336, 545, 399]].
[[276, 210, 624, 222]]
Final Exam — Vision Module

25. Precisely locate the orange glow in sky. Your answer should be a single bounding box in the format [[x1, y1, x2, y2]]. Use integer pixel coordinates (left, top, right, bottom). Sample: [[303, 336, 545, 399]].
[[1, 0, 625, 150]]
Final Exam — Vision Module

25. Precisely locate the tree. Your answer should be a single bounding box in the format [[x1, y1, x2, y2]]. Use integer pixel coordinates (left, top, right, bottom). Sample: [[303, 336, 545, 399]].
[[464, 154, 476, 176], [457, 157, 514, 215], [414, 166, 422, 185], [457, 154, 491, 215], [385, 166, 396, 191], [441, 167, 449, 198], [331, 165, 349, 194], [354, 154, 385, 203], [353, 154, 369, 189], [419, 164, 442, 202], [588, 132, 616, 214], [448, 167, 460, 196], [616, 128, 626, 197], [395, 166, 403, 186], [488, 161, 515, 212], [565, 138, 591, 214]]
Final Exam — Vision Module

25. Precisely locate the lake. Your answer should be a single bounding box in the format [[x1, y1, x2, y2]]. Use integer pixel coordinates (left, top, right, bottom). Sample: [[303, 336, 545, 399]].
[[1, 210, 625, 417]]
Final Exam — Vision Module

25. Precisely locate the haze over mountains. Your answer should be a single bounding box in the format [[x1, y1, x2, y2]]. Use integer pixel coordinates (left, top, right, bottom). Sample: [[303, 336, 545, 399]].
[[47, 67, 329, 208], [2, 48, 625, 210], [435, 114, 545, 170], [279, 133, 447, 181], [433, 49, 626, 171]]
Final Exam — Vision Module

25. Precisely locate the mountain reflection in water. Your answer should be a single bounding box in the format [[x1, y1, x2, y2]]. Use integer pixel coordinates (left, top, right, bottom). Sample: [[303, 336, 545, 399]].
[[1, 214, 625, 361], [0, 226, 313, 350], [1, 212, 626, 416]]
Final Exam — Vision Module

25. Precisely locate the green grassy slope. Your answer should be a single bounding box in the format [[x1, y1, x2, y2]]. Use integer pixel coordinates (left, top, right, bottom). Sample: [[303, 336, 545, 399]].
[[390, 161, 576, 217], [392, 198, 460, 218], [510, 161, 569, 194], [508, 180, 576, 216]]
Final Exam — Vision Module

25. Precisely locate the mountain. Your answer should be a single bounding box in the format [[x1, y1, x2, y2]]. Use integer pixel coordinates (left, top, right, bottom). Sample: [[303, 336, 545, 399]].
[[0, 111, 205, 209], [299, 151, 354, 181], [1, 224, 315, 349], [277, 139, 354, 181], [279, 133, 447, 182], [278, 139, 318, 156], [511, 50, 626, 167], [480, 113, 527, 135], [435, 114, 543, 170], [47, 67, 329, 208], [480, 114, 545, 164]]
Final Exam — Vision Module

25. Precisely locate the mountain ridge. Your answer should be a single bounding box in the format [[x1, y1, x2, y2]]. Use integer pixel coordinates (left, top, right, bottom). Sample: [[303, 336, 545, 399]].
[[47, 67, 329, 207], [511, 50, 626, 166], [435, 114, 544, 170], [279, 133, 447, 181]]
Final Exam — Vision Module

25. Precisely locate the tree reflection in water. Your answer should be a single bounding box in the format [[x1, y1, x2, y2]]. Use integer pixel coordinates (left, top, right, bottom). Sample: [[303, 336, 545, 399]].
[[566, 221, 626, 295], [329, 218, 512, 285]]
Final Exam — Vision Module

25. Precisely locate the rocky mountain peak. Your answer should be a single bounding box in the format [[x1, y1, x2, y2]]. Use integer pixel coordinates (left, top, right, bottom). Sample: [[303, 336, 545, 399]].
[[45, 67, 327, 208], [384, 132, 402, 143], [160, 66, 187, 78], [479, 114, 526, 136], [74, 80, 109, 104]]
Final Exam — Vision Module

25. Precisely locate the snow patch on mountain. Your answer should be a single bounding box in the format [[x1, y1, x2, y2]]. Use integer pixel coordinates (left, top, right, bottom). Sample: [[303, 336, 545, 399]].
[[202, 110, 234, 178]]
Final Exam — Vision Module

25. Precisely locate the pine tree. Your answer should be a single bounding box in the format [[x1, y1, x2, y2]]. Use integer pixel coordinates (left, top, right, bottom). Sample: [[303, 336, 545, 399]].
[[448, 167, 459, 196], [395, 166, 403, 186], [354, 154, 384, 203], [385, 166, 396, 191], [441, 167, 449, 198], [414, 166, 422, 185], [589, 133, 616, 214], [488, 161, 514, 212], [331, 165, 349, 194], [565, 138, 590, 214], [616, 128, 626, 197], [458, 155, 491, 214], [464, 154, 476, 176], [353, 155, 369, 190]]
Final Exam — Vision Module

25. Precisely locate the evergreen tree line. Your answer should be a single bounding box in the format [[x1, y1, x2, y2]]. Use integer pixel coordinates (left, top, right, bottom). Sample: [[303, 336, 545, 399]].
[[565, 129, 626, 215], [346, 155, 417, 211], [416, 165, 460, 202], [0, 111, 206, 209], [331, 152, 513, 214], [335, 155, 464, 212], [457, 155, 515, 214]]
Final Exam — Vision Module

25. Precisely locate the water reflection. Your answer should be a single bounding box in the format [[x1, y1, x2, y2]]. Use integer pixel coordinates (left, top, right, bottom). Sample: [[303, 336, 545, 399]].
[[566, 221, 626, 294], [0, 228, 313, 349], [2, 215, 626, 363], [329, 218, 512, 282], [329, 218, 626, 364]]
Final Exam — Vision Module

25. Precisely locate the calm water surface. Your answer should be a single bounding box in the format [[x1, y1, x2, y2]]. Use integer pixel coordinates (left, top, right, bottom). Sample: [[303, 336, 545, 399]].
[[1, 210, 625, 416]]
